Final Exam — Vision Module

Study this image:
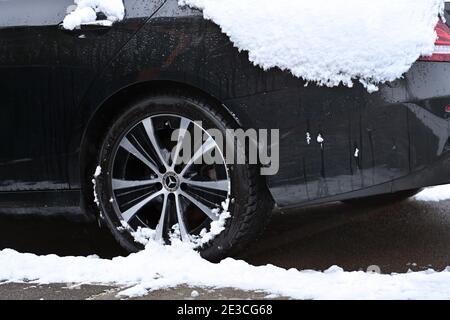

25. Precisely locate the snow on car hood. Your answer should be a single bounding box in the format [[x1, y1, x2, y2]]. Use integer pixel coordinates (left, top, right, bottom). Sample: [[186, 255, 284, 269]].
[[63, 0, 125, 30], [179, 0, 444, 92], [63, 0, 444, 92]]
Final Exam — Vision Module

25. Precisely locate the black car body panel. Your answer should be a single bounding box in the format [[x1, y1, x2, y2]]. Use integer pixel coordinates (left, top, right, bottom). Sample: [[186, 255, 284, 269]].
[[0, 0, 166, 192], [0, 0, 449, 214]]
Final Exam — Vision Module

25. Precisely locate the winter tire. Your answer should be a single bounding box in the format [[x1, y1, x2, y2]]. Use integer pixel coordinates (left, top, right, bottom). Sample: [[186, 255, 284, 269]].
[[94, 90, 273, 261]]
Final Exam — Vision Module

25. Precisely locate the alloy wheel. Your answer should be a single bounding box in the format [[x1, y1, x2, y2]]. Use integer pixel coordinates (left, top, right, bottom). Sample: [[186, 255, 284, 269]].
[[109, 114, 231, 244]]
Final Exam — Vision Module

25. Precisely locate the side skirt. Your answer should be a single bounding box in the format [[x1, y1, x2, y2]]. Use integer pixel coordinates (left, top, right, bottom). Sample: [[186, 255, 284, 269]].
[[0, 190, 87, 220]]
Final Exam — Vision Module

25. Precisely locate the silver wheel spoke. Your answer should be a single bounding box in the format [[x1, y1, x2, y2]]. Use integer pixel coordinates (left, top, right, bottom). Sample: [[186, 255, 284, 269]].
[[121, 190, 164, 223], [120, 137, 161, 177], [180, 191, 219, 221], [143, 118, 169, 170], [171, 118, 190, 169], [112, 178, 159, 191], [183, 179, 229, 192], [180, 137, 216, 177], [175, 194, 190, 242], [154, 193, 168, 242]]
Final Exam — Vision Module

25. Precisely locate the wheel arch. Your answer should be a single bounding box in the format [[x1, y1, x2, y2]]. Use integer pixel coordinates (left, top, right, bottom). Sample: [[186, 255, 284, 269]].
[[79, 80, 247, 216]]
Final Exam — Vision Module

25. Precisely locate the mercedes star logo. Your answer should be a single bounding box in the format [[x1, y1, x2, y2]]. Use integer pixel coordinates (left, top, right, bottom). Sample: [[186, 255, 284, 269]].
[[166, 175, 178, 189], [162, 172, 180, 192]]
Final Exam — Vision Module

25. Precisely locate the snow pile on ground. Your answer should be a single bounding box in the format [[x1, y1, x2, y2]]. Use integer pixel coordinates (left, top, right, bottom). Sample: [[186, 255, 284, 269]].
[[63, 0, 125, 30], [1, 240, 450, 299], [415, 184, 450, 202], [180, 0, 444, 92], [0, 185, 449, 299]]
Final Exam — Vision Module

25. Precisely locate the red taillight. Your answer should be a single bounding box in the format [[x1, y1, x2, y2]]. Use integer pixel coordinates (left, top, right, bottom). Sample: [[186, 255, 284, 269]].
[[420, 21, 450, 62]]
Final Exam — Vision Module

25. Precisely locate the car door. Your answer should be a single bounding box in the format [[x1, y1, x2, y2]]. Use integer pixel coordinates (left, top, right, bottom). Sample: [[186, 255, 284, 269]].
[[260, 82, 412, 207], [0, 0, 165, 192]]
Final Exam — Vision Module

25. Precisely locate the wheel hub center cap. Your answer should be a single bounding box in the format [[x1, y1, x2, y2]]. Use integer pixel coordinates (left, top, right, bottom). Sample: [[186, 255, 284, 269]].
[[162, 172, 180, 192]]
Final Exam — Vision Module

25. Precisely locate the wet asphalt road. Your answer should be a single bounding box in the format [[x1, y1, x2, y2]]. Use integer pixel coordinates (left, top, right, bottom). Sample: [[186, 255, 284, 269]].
[[0, 197, 449, 299]]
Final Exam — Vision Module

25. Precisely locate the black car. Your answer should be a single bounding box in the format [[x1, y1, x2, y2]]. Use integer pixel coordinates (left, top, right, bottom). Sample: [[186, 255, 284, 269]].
[[1, 0, 450, 260]]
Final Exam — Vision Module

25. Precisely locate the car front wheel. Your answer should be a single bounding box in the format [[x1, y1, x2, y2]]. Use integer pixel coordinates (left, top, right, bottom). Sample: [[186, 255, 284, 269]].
[[93, 90, 272, 261]]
